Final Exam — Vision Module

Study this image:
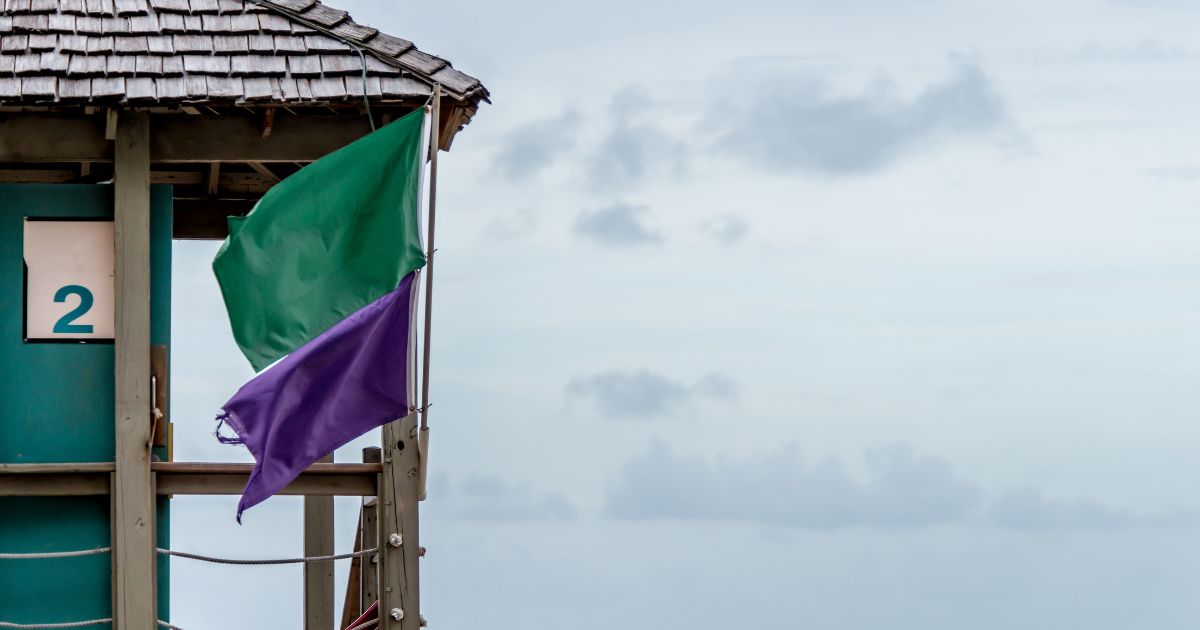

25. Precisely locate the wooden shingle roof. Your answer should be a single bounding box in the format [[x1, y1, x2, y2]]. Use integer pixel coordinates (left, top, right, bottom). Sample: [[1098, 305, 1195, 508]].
[[0, 0, 488, 106]]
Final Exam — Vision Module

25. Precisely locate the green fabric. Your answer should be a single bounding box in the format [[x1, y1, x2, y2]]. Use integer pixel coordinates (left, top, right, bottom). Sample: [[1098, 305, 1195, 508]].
[[214, 109, 427, 372]]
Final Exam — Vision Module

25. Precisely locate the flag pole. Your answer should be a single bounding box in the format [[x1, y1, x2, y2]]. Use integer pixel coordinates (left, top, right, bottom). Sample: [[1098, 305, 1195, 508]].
[[417, 84, 441, 501]]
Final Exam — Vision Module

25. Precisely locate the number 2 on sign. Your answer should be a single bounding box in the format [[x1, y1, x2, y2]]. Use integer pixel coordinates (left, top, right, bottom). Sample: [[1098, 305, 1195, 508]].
[[53, 285, 94, 334]]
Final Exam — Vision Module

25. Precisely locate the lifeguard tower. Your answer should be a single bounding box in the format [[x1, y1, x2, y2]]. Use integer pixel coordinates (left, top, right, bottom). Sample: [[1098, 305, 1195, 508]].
[[0, 1, 488, 628]]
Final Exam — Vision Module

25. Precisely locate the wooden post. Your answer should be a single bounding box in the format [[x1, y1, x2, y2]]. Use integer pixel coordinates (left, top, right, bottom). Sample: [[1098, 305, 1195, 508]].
[[304, 453, 335, 630], [378, 414, 420, 629], [113, 110, 156, 630], [361, 447, 381, 613]]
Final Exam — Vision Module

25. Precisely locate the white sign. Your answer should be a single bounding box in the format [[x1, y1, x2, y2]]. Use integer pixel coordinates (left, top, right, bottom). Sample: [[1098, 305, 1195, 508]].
[[23, 219, 115, 341]]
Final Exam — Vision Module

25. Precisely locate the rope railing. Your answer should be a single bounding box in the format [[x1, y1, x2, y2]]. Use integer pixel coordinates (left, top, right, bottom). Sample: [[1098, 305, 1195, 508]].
[[0, 546, 378, 629]]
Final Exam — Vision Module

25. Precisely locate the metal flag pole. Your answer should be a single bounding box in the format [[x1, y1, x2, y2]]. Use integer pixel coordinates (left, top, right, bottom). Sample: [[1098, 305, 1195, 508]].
[[417, 84, 441, 501]]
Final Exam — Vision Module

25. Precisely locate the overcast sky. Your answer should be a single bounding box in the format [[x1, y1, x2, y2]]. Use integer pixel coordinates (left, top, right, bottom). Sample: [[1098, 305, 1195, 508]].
[[169, 1, 1200, 628]]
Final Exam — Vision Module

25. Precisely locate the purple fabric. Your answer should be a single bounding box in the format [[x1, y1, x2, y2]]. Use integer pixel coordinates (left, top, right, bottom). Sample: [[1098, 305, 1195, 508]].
[[217, 272, 418, 521]]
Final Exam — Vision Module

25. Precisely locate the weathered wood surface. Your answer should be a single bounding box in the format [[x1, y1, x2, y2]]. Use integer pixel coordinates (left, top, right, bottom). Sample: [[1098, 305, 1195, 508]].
[[113, 109, 156, 630], [0, 462, 382, 496], [378, 414, 420, 630], [305, 453, 335, 630]]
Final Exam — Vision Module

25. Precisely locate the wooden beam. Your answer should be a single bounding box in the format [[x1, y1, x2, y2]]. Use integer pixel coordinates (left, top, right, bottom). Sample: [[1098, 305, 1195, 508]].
[[0, 114, 378, 163], [0, 115, 110, 162], [113, 109, 156, 630], [305, 454, 336, 630], [247, 161, 280, 183], [378, 414, 421, 630], [151, 115, 374, 162], [360, 448, 381, 614], [207, 162, 220, 196], [0, 462, 382, 497]]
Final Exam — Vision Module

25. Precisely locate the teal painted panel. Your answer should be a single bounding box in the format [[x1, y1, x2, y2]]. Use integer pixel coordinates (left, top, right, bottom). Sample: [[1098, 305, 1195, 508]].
[[0, 185, 172, 626]]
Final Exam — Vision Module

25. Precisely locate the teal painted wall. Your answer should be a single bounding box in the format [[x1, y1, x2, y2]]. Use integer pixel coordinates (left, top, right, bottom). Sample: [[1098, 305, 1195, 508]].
[[0, 185, 172, 626]]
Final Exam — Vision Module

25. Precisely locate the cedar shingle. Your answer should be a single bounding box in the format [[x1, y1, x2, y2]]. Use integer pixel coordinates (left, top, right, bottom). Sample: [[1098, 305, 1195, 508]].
[[265, 0, 315, 11], [319, 54, 360, 75], [90, 76, 125, 97], [59, 77, 92, 98], [60, 0, 85, 12], [364, 55, 400, 76], [114, 35, 148, 53], [134, 55, 163, 74], [216, 0, 241, 14], [157, 13, 185, 33], [59, 34, 88, 53], [0, 35, 29, 53], [204, 75, 242, 98], [272, 34, 305, 54], [379, 76, 426, 98], [13, 15, 50, 32], [37, 50, 69, 72], [247, 34, 273, 53], [229, 13, 260, 33], [84, 0, 114, 15], [173, 34, 213, 53], [257, 14, 290, 33], [183, 54, 228, 73], [213, 34, 249, 53], [300, 4, 347, 28], [285, 55, 319, 76], [0, 77, 20, 97], [147, 35, 175, 53], [5, 0, 32, 12], [126, 76, 155, 99], [29, 0, 59, 12], [309, 75, 344, 98], [99, 17, 131, 34], [189, 0, 219, 13], [182, 14, 202, 31], [114, 0, 149, 15], [161, 54, 182, 74], [155, 76, 186, 99], [0, 55, 12, 72], [230, 54, 285, 75], [184, 74, 206, 96], [303, 34, 348, 53], [67, 54, 105, 75], [14, 54, 43, 74], [201, 15, 232, 32], [241, 76, 273, 99], [344, 75, 381, 98], [106, 54, 135, 74], [431, 65, 479, 93], [330, 21, 376, 43], [366, 32, 410, 57], [0, 17, 12, 33], [28, 33, 56, 51], [85, 35, 114, 53], [397, 49, 445, 74], [74, 16, 103, 33], [20, 75, 55, 97], [128, 14, 160, 33], [148, 0, 188, 11], [47, 14, 77, 32]]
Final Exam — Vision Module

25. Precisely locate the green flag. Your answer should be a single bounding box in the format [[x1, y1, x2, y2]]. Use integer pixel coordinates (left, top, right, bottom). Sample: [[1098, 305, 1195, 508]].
[[214, 108, 427, 372]]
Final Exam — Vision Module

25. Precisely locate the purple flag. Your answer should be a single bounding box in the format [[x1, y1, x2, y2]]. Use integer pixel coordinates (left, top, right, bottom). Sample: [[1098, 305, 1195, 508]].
[[216, 272, 419, 521]]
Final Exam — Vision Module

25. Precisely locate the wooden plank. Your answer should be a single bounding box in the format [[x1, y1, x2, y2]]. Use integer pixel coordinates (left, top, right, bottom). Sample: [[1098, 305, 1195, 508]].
[[0, 474, 109, 496], [155, 471, 376, 496], [360, 447, 381, 613], [340, 509, 364, 630], [113, 109, 156, 630], [378, 414, 420, 630], [0, 114, 377, 163], [304, 453, 335, 630]]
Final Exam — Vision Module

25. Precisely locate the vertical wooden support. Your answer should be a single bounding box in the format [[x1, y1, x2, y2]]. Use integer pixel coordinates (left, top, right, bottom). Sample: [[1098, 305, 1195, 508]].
[[113, 110, 156, 630], [304, 453, 335, 630], [360, 447, 381, 612], [378, 414, 420, 630]]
